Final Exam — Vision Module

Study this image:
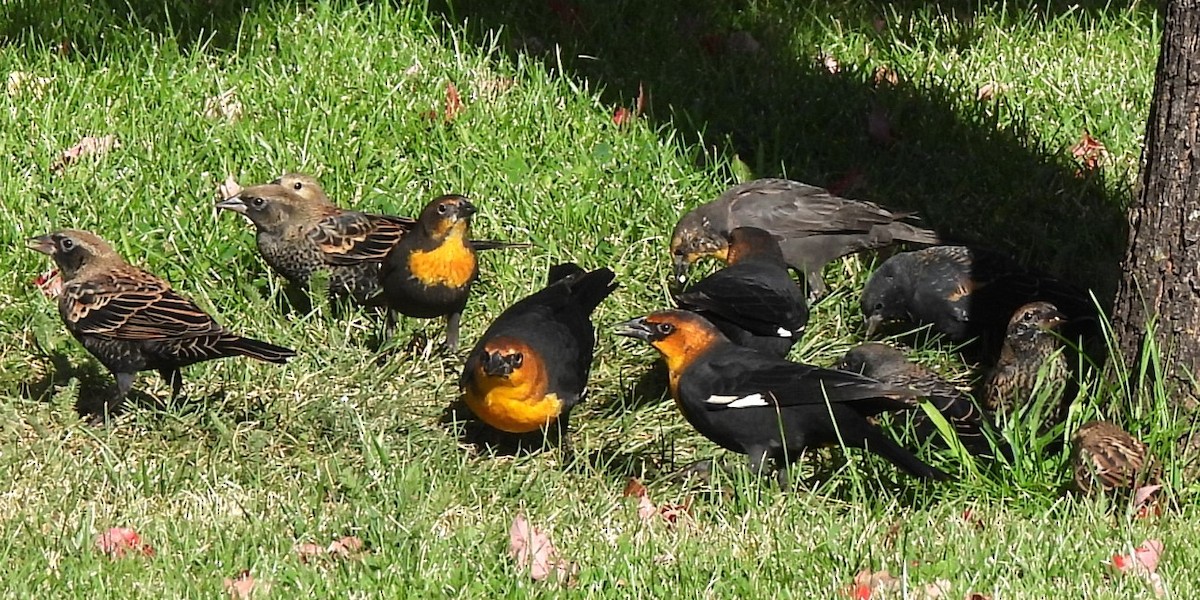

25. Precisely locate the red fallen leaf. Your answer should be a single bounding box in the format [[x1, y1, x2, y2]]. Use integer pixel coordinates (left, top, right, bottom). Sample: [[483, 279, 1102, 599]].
[[612, 106, 631, 126], [612, 83, 647, 127], [844, 569, 899, 599], [52, 134, 119, 174], [508, 514, 572, 583], [959, 508, 986, 530], [1109, 539, 1166, 596], [867, 104, 897, 146], [623, 478, 648, 498], [547, 0, 582, 28], [34, 268, 62, 299], [826, 167, 865, 197], [95, 527, 154, 559], [223, 570, 267, 599], [1070, 130, 1107, 171]]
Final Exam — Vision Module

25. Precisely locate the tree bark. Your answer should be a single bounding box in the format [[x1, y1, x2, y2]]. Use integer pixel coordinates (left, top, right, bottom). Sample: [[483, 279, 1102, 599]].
[[1113, 0, 1200, 406]]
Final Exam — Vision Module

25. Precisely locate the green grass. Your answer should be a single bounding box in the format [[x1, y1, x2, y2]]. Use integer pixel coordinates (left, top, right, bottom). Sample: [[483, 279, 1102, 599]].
[[0, 0, 1193, 596]]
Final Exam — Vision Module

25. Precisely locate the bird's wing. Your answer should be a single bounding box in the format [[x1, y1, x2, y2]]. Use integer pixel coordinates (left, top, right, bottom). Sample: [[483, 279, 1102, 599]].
[[310, 212, 414, 265], [60, 270, 223, 340], [726, 182, 906, 235], [675, 269, 808, 335]]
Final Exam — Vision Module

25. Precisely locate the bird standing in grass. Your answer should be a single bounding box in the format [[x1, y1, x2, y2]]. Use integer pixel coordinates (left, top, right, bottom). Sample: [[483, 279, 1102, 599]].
[[615, 310, 949, 486], [672, 226, 808, 359], [839, 342, 1007, 459], [983, 301, 1070, 416], [461, 263, 617, 446], [670, 178, 939, 298], [216, 173, 414, 305], [27, 229, 296, 424], [1071, 420, 1155, 494]]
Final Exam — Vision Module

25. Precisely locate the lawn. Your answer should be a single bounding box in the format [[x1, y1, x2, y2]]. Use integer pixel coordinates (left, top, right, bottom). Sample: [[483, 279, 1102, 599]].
[[0, 0, 1190, 597]]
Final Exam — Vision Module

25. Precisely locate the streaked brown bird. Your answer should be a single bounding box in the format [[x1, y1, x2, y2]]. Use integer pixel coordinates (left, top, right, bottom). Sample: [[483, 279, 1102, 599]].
[[983, 301, 1070, 416], [1071, 420, 1155, 494], [670, 178, 939, 297], [839, 342, 1008, 459], [27, 229, 296, 424], [216, 173, 414, 305], [672, 227, 808, 358]]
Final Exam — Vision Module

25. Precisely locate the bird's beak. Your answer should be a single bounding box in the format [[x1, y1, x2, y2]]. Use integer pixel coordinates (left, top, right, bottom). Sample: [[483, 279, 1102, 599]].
[[481, 351, 512, 377], [215, 196, 247, 213], [614, 316, 654, 341], [864, 314, 885, 338], [457, 199, 477, 218], [26, 235, 55, 255], [671, 256, 691, 286]]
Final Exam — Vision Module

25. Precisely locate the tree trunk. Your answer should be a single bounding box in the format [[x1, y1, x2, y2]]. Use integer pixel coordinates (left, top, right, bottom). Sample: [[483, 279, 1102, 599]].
[[1112, 0, 1200, 407]]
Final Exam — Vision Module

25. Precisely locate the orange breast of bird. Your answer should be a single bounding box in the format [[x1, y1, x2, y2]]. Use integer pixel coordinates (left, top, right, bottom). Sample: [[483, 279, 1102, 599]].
[[464, 364, 562, 433], [407, 224, 476, 288]]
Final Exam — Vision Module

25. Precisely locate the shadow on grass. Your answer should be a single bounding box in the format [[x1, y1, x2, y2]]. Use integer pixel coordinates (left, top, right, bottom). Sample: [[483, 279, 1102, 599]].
[[427, 0, 1146, 306]]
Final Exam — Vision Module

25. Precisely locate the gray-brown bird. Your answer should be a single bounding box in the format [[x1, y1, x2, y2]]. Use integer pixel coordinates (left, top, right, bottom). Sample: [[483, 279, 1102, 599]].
[[1071, 420, 1155, 494], [27, 229, 296, 424], [839, 342, 1008, 459], [670, 178, 939, 297], [216, 173, 414, 305], [983, 301, 1070, 416]]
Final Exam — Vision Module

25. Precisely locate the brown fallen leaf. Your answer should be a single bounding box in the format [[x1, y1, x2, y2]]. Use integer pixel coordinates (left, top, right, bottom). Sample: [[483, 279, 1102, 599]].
[[52, 134, 119, 174], [327, 535, 364, 558], [34, 269, 62, 299], [965, 594, 992, 600], [444, 81, 464, 122], [613, 83, 646, 127], [217, 174, 242, 201], [1070, 130, 1108, 171], [1133, 484, 1164, 519], [975, 81, 1009, 102], [223, 570, 268, 599], [622, 478, 693, 527], [820, 54, 841, 74], [7, 71, 52, 98], [204, 88, 243, 123], [846, 568, 900, 599], [94, 527, 154, 559], [873, 65, 899, 87], [1108, 539, 1166, 597], [508, 514, 573, 583]]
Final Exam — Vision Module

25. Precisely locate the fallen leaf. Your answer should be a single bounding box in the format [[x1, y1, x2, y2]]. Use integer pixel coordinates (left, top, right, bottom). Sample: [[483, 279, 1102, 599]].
[[867, 104, 897, 145], [845, 569, 900, 599], [612, 106, 631, 126], [634, 82, 646, 116], [403, 62, 422, 77], [203, 88, 243, 123], [57, 38, 72, 57], [873, 65, 899, 87], [34, 269, 62, 299], [964, 594, 991, 600], [508, 514, 572, 583], [95, 527, 154, 559], [223, 570, 268, 599], [1109, 539, 1166, 597], [1070, 130, 1108, 171], [217, 174, 242, 201], [975, 82, 1009, 101], [1132, 483, 1163, 519], [623, 478, 648, 498], [52, 134, 119, 174], [820, 54, 841, 74], [958, 508, 986, 530], [916, 579, 952, 599], [327, 535, 364, 558], [612, 83, 646, 127], [7, 71, 52, 97], [293, 542, 327, 563]]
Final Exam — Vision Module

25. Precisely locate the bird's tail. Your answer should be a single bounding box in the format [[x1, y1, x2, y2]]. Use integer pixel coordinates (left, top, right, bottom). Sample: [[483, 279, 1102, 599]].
[[217, 335, 297, 364], [560, 264, 618, 314], [861, 427, 952, 481], [889, 221, 941, 245], [471, 239, 533, 251], [547, 262, 586, 285]]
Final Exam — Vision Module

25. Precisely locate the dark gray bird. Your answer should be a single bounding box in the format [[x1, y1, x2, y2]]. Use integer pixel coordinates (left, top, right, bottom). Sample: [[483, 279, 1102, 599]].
[[839, 342, 1007, 459], [860, 245, 1096, 359], [27, 229, 295, 424], [670, 178, 939, 297], [1071, 420, 1155, 494], [672, 227, 808, 358], [983, 302, 1070, 416]]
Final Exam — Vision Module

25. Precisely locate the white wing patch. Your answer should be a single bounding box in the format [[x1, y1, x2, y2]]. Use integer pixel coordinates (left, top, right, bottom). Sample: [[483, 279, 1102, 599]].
[[705, 393, 769, 408], [776, 327, 793, 338]]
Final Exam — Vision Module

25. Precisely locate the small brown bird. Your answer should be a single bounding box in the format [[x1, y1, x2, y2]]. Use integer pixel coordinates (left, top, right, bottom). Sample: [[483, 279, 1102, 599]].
[[839, 342, 1007, 459], [216, 173, 414, 305], [27, 230, 296, 423], [379, 194, 481, 352], [670, 178, 939, 297], [1071, 420, 1155, 494], [983, 302, 1070, 415]]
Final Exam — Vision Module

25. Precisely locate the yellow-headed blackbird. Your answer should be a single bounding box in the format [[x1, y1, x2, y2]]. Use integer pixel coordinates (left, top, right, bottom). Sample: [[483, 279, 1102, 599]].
[[615, 310, 949, 485], [1071, 420, 1156, 494], [216, 173, 414, 305], [860, 245, 1095, 358], [378, 194, 482, 352], [460, 263, 616, 440], [670, 178, 939, 297], [983, 301, 1069, 415], [672, 227, 808, 359], [28, 230, 295, 423], [839, 342, 1009, 459]]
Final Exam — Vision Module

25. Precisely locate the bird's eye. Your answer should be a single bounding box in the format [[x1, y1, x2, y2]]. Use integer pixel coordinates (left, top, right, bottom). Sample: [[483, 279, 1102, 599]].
[[293, 182, 302, 191], [512, 353, 523, 368], [437, 203, 449, 215], [656, 322, 675, 335], [251, 197, 265, 207], [873, 302, 884, 312], [60, 238, 74, 250]]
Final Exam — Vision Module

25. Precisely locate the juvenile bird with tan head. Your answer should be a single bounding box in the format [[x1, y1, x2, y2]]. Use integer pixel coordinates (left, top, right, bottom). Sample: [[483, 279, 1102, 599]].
[[616, 309, 949, 486], [983, 301, 1071, 416], [460, 263, 617, 448], [27, 229, 296, 424]]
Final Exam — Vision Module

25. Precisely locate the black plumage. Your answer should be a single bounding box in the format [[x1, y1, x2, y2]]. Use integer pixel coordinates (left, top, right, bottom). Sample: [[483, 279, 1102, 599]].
[[672, 227, 808, 358], [670, 178, 939, 297]]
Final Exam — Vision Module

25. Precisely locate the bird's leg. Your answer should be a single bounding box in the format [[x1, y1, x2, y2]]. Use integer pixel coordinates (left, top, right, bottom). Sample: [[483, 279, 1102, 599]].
[[91, 371, 135, 425], [805, 271, 828, 304], [158, 368, 183, 399], [747, 447, 772, 479], [381, 308, 398, 344], [442, 311, 463, 354]]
